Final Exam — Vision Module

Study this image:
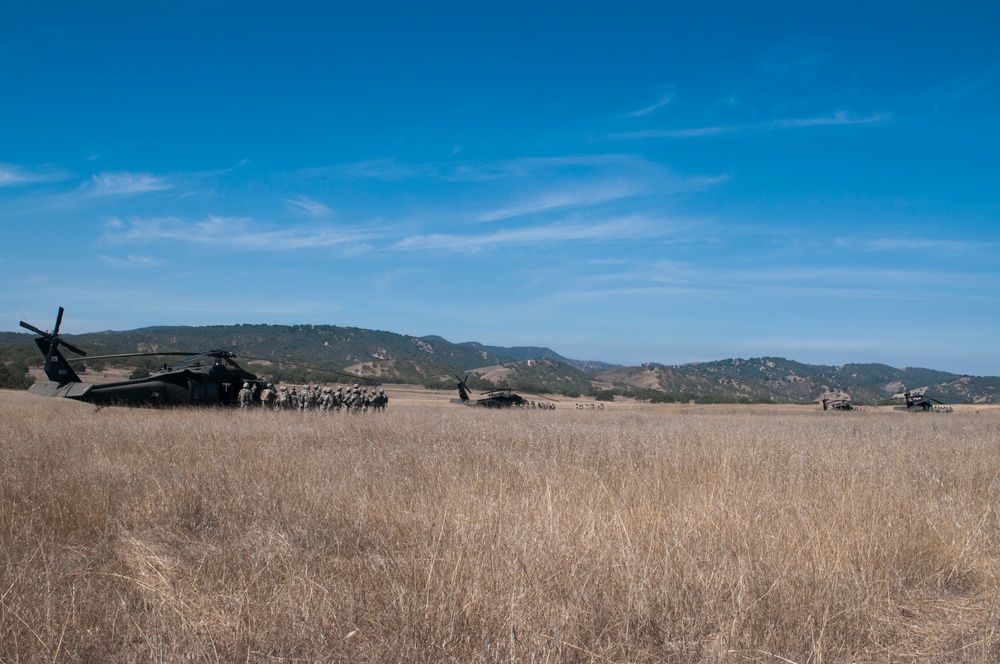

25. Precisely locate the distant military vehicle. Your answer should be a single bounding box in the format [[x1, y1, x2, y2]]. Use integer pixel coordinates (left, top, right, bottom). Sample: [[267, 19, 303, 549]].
[[821, 395, 855, 411], [451, 374, 530, 408], [892, 390, 952, 413]]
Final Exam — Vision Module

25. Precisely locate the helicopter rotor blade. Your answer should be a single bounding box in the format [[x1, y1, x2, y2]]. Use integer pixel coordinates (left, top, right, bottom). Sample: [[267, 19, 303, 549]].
[[58, 340, 87, 357], [71, 351, 199, 362], [182, 352, 210, 363], [53, 306, 65, 337], [19, 321, 49, 337], [525, 392, 560, 402]]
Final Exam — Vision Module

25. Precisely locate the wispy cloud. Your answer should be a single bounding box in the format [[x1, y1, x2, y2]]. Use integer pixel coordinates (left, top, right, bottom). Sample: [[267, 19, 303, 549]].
[[469, 156, 726, 222], [575, 260, 991, 300], [393, 216, 669, 252], [100, 215, 392, 253], [0, 163, 67, 186], [303, 153, 689, 184], [87, 172, 171, 196], [285, 196, 332, 217], [834, 237, 990, 252], [476, 183, 638, 223], [929, 62, 1000, 104], [99, 254, 168, 268], [626, 85, 677, 118], [610, 111, 890, 139], [298, 158, 438, 182]]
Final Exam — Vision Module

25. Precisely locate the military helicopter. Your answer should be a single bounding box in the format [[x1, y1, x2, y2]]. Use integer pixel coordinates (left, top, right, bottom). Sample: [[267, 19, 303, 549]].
[[820, 395, 855, 411], [892, 390, 952, 413], [19, 307, 372, 407], [451, 374, 529, 408]]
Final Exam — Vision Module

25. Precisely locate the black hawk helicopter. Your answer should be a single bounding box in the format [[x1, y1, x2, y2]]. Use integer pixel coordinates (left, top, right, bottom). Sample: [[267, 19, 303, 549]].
[[19, 307, 372, 407], [892, 390, 952, 413], [820, 395, 855, 411], [451, 374, 558, 409]]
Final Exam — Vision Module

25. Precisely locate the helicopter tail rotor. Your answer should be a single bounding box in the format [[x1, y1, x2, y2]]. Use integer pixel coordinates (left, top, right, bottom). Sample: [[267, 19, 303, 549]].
[[455, 374, 472, 401], [20, 306, 85, 385]]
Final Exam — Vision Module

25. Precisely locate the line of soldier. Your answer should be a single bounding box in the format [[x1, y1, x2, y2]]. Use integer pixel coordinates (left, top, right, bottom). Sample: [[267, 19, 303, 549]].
[[239, 381, 387, 412]]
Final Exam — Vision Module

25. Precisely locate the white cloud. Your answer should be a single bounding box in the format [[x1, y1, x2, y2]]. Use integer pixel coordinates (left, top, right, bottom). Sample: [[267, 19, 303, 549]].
[[99, 254, 168, 268], [87, 172, 171, 196], [100, 215, 391, 253], [834, 237, 989, 252], [626, 85, 677, 118], [286, 196, 332, 217], [476, 183, 638, 223], [610, 111, 890, 139], [0, 163, 67, 186], [393, 216, 667, 252]]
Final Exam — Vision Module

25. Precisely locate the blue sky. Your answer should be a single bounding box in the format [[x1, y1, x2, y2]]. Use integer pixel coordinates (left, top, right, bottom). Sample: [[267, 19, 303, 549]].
[[2, 1, 998, 375]]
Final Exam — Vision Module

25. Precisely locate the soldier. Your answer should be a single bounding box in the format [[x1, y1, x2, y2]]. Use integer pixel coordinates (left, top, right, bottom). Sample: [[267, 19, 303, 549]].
[[260, 382, 276, 409], [238, 381, 254, 409], [346, 384, 360, 412], [276, 385, 291, 410], [319, 387, 333, 411]]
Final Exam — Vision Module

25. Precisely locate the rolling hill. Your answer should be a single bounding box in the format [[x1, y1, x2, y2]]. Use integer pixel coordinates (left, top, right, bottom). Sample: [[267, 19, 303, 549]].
[[2, 325, 998, 403]]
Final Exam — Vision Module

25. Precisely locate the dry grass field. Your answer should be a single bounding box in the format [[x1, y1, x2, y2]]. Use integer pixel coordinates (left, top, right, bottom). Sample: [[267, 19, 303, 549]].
[[1, 387, 998, 662]]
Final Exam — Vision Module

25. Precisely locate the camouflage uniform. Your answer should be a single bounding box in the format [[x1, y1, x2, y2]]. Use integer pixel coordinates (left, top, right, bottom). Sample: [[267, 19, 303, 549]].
[[307, 385, 319, 411], [238, 382, 254, 409], [373, 388, 388, 411], [260, 383, 276, 409], [276, 385, 291, 410], [346, 385, 360, 412], [319, 387, 333, 411]]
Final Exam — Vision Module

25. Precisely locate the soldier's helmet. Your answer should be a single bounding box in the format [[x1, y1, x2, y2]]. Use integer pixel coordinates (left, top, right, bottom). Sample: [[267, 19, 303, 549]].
[[379, 388, 385, 394], [280, 385, 287, 391], [353, 384, 359, 389], [243, 382, 250, 388]]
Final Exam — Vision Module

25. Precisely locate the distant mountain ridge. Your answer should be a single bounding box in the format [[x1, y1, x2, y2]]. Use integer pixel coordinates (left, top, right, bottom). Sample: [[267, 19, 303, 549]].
[[1, 324, 998, 403], [596, 358, 999, 405]]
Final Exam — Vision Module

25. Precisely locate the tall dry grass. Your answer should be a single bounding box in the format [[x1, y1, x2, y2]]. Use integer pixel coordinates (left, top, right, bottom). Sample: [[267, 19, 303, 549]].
[[1, 392, 998, 662]]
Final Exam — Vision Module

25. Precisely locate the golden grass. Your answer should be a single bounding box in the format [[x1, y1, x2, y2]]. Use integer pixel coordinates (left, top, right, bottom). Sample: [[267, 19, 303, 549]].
[[1, 389, 998, 662]]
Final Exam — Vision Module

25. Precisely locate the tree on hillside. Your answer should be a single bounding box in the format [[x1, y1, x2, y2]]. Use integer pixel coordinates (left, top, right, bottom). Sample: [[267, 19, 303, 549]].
[[0, 362, 34, 390]]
